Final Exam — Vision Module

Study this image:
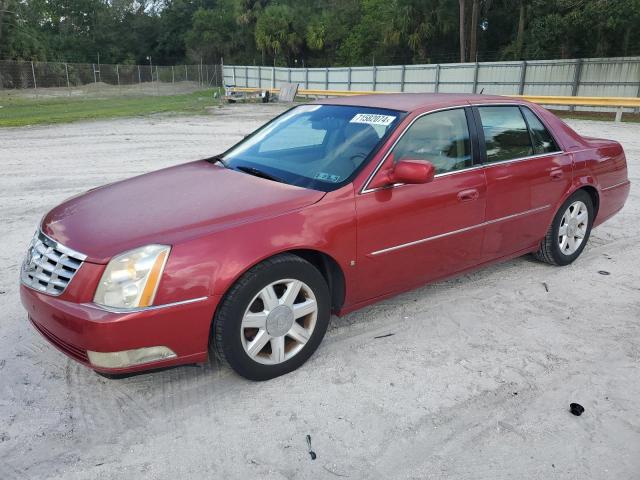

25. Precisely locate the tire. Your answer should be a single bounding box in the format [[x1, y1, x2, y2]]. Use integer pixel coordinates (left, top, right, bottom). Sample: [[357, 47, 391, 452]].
[[213, 253, 331, 381], [535, 189, 594, 266]]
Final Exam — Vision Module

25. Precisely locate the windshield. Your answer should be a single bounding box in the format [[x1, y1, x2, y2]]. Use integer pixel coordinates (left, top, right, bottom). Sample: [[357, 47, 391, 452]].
[[222, 104, 405, 191]]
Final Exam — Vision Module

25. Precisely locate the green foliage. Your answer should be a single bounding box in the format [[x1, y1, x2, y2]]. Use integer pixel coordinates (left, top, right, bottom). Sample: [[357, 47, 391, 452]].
[[0, 89, 222, 126], [0, 0, 638, 66]]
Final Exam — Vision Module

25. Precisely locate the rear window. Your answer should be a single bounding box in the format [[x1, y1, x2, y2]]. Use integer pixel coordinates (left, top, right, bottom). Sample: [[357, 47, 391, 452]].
[[478, 106, 533, 163], [521, 107, 560, 154]]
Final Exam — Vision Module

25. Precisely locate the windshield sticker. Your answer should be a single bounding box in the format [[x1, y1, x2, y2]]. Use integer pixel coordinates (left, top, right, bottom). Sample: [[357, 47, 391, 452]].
[[350, 113, 396, 126], [315, 172, 342, 183]]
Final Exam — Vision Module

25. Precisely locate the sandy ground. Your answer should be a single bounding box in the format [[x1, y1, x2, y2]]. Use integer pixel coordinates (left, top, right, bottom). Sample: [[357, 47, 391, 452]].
[[0, 105, 638, 479]]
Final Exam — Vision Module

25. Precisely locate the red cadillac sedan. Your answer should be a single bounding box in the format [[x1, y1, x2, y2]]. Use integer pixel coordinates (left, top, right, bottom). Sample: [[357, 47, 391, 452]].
[[20, 94, 630, 380]]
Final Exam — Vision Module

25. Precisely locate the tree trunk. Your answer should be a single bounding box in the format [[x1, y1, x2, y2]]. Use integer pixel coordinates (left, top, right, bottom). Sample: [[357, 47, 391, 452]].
[[469, 0, 479, 62], [515, 0, 526, 58], [459, 0, 467, 62], [0, 0, 7, 44]]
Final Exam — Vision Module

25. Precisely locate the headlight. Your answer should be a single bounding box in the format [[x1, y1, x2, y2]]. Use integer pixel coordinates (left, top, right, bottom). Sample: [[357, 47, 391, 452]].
[[94, 245, 170, 309]]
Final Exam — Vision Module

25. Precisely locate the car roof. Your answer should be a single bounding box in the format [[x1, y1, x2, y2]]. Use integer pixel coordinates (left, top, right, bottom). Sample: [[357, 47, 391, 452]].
[[312, 93, 521, 112]]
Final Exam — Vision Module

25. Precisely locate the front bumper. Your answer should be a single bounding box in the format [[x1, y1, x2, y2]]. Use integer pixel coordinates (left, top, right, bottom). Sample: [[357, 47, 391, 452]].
[[21, 284, 220, 374]]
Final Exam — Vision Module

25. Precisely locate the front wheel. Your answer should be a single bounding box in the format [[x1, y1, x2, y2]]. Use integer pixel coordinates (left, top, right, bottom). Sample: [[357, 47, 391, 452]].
[[213, 254, 330, 381], [535, 190, 594, 266]]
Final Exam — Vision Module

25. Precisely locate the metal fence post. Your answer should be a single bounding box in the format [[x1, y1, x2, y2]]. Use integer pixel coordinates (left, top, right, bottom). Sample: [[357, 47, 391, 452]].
[[138, 65, 141, 85], [325, 68, 329, 91], [93, 64, 97, 84], [287, 67, 291, 84], [372, 65, 377, 91], [472, 61, 479, 93], [64, 62, 70, 95], [258, 66, 262, 88], [518, 61, 527, 95], [434, 64, 440, 93], [347, 67, 352, 91], [570, 58, 583, 111], [245, 66, 248, 87], [271, 66, 275, 88], [31, 61, 37, 91], [185, 64, 188, 81], [305, 68, 309, 89], [115, 64, 120, 87], [633, 70, 640, 113], [614, 107, 623, 122], [400, 65, 406, 92], [171, 65, 174, 84]]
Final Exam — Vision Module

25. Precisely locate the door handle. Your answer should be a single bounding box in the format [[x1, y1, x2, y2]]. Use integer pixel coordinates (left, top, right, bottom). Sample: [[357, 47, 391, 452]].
[[457, 188, 480, 202], [550, 169, 564, 180]]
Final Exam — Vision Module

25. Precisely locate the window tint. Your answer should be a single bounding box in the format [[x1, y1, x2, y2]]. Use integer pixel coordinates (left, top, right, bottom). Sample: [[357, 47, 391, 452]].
[[259, 117, 327, 153], [521, 107, 559, 154], [392, 108, 472, 175], [478, 106, 533, 163]]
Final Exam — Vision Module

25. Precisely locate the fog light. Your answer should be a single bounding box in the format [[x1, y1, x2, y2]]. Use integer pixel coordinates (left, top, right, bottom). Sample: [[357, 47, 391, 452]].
[[87, 346, 176, 369]]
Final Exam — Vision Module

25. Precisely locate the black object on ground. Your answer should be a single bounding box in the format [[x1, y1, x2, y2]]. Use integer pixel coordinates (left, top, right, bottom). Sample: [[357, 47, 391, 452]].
[[598, 270, 611, 275], [570, 403, 585, 416], [374, 333, 395, 339], [542, 282, 549, 292], [306, 434, 316, 460]]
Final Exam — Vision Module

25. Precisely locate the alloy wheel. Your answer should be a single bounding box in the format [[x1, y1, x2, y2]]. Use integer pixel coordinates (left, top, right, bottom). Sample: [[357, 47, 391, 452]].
[[240, 279, 318, 365], [558, 200, 589, 255]]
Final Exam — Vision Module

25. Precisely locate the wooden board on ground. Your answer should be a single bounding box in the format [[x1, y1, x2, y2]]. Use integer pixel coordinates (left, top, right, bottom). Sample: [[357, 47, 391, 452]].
[[278, 83, 298, 102]]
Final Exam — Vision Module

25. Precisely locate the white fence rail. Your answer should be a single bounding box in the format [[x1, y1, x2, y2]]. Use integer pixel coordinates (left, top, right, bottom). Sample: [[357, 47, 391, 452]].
[[224, 57, 640, 112]]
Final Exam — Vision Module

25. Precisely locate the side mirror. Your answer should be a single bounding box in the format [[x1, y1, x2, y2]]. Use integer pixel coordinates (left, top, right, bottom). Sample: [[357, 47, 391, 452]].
[[372, 159, 435, 188]]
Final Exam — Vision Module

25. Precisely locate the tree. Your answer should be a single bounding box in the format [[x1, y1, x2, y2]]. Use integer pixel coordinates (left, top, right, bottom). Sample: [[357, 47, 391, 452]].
[[458, 0, 466, 62], [468, 0, 479, 61], [254, 4, 303, 66]]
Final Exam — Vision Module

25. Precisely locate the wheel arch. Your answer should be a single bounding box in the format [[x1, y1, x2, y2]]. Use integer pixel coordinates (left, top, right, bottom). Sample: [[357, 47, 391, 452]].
[[286, 249, 346, 312], [555, 180, 600, 223], [213, 248, 347, 314], [579, 185, 600, 221]]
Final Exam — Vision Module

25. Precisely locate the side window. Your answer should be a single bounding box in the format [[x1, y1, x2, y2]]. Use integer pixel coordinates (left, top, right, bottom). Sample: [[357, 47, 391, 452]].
[[521, 107, 560, 154], [259, 116, 326, 153], [392, 108, 472, 175], [478, 106, 533, 163]]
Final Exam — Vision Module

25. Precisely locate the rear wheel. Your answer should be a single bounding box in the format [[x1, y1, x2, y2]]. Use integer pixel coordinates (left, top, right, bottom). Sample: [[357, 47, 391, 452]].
[[213, 254, 330, 380], [535, 190, 594, 266]]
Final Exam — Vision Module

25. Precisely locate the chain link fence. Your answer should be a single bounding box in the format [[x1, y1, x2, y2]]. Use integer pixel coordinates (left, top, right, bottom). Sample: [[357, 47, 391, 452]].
[[0, 60, 223, 97]]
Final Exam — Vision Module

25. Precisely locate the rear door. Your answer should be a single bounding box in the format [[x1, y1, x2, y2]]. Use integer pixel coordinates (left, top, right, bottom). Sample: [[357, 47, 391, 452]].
[[353, 107, 487, 302], [474, 104, 572, 261]]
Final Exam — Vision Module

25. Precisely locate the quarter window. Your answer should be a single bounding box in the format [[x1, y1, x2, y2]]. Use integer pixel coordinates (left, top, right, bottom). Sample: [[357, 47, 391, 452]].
[[521, 107, 560, 154], [391, 108, 472, 175], [478, 106, 533, 163]]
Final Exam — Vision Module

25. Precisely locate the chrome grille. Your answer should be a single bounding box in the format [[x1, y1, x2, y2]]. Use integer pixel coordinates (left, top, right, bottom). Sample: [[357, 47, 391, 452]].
[[21, 231, 86, 296]]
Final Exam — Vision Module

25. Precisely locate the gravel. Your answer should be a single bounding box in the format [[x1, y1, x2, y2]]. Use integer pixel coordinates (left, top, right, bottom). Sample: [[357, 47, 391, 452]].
[[1, 105, 638, 479]]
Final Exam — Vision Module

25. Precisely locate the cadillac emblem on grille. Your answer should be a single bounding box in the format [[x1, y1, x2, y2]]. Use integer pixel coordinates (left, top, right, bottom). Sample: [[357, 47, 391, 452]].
[[20, 231, 87, 296]]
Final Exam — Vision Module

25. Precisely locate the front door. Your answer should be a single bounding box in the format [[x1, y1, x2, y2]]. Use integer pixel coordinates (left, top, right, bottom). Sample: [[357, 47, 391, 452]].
[[353, 107, 487, 303]]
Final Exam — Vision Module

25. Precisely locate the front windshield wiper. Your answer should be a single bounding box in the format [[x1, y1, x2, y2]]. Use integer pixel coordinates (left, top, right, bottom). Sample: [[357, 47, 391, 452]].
[[204, 154, 228, 168], [235, 166, 285, 184]]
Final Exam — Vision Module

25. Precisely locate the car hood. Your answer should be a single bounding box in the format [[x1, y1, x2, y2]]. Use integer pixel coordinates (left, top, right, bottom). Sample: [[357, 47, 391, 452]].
[[41, 160, 325, 263]]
